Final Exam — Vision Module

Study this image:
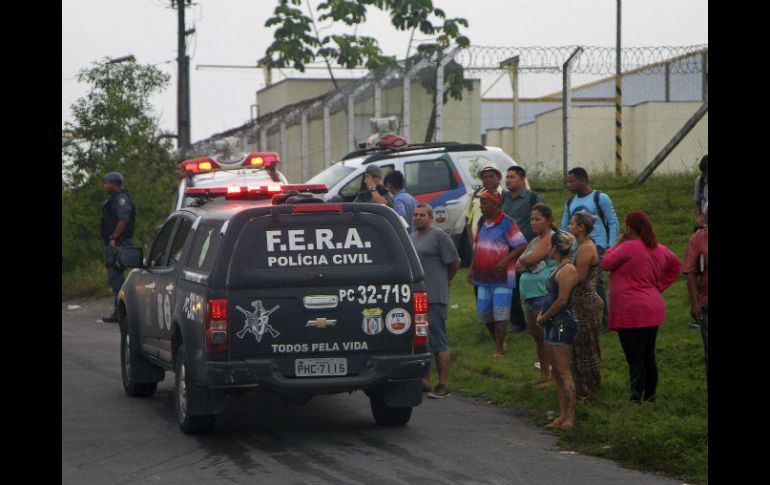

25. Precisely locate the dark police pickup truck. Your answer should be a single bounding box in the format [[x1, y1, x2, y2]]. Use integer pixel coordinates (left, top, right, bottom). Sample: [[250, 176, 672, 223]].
[[116, 184, 431, 434]]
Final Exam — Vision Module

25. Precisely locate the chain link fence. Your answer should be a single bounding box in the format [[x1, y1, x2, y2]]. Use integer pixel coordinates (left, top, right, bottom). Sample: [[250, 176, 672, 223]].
[[465, 45, 708, 179]]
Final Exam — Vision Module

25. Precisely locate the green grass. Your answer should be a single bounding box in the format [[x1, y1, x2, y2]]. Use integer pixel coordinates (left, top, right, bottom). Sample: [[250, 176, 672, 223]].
[[439, 172, 707, 483], [62, 259, 112, 301]]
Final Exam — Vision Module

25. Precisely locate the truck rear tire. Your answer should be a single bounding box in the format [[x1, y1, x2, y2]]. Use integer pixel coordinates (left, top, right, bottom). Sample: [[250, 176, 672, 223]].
[[369, 394, 413, 426], [175, 345, 216, 435], [120, 326, 159, 398]]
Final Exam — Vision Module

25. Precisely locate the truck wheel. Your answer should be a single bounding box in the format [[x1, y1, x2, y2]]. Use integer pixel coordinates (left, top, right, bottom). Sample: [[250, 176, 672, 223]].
[[120, 327, 158, 397], [369, 394, 413, 426], [174, 345, 216, 435]]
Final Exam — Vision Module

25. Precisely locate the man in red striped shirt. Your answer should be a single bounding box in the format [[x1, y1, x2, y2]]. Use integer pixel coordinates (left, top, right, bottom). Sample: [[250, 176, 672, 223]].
[[466, 191, 528, 357]]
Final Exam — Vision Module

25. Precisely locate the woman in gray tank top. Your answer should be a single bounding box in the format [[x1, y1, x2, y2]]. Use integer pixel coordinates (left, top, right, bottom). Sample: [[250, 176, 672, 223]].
[[536, 231, 579, 429]]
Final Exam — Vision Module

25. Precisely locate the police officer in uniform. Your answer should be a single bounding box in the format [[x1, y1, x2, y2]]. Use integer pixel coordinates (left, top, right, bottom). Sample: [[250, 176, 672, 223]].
[[101, 172, 136, 323], [353, 165, 391, 206]]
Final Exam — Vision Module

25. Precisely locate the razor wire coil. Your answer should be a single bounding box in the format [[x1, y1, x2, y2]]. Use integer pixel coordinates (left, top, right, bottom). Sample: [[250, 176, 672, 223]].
[[447, 45, 706, 74]]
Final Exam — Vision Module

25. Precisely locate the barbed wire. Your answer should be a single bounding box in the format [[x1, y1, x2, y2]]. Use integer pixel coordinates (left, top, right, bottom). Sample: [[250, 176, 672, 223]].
[[457, 45, 708, 74]]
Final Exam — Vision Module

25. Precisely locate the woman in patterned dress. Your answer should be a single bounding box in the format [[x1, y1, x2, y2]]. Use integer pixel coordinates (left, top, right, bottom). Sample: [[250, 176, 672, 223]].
[[567, 210, 604, 399]]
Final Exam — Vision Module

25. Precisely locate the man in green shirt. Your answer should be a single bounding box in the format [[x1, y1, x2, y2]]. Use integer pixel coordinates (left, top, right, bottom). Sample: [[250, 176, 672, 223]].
[[501, 165, 543, 333]]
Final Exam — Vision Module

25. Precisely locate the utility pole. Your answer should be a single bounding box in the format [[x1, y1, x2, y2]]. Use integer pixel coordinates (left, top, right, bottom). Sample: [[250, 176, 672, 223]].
[[174, 0, 194, 151], [614, 0, 622, 175]]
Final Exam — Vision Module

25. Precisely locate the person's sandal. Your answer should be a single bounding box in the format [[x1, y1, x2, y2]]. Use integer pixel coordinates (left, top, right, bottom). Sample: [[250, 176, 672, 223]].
[[534, 379, 553, 390], [428, 384, 451, 399]]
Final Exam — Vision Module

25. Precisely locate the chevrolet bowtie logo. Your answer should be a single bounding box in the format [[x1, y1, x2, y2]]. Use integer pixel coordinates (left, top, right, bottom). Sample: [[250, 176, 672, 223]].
[[306, 318, 337, 329]]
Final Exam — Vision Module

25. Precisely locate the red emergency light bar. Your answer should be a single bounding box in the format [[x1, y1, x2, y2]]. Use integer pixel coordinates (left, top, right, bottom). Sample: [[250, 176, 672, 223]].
[[180, 157, 220, 174], [242, 152, 280, 168], [185, 184, 328, 200]]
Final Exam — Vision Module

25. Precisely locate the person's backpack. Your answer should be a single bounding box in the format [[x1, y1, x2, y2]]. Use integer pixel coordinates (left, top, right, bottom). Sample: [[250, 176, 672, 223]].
[[697, 175, 707, 205], [566, 190, 609, 240]]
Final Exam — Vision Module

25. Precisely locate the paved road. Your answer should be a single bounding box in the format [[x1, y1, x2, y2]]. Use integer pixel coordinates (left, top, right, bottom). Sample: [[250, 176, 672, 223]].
[[63, 297, 684, 485]]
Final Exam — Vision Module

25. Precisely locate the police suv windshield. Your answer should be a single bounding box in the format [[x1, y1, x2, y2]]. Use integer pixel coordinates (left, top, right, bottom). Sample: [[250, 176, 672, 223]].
[[306, 163, 355, 187]]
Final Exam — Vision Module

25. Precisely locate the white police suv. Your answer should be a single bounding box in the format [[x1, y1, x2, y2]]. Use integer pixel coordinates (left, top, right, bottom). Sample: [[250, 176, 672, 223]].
[[306, 141, 518, 260]]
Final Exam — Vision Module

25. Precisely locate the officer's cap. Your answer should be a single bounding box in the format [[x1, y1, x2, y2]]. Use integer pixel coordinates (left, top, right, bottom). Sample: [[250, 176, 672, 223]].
[[364, 164, 383, 179], [104, 172, 124, 184]]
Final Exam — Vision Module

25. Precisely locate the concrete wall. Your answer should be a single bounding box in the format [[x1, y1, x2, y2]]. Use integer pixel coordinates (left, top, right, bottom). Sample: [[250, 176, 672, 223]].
[[484, 101, 707, 177], [627, 102, 708, 174], [257, 79, 355, 117], [250, 78, 481, 183]]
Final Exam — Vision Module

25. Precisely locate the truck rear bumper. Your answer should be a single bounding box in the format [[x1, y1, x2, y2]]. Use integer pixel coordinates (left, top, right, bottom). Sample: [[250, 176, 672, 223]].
[[197, 353, 431, 394]]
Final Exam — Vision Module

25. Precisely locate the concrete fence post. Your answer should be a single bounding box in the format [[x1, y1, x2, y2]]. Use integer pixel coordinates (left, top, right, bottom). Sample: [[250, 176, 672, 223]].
[[563, 47, 584, 185], [702, 51, 708, 102], [280, 119, 287, 175], [323, 102, 331, 167], [435, 52, 455, 142], [500, 55, 520, 160], [374, 83, 382, 119], [348, 95, 355, 152], [402, 75, 411, 140], [301, 110, 309, 182]]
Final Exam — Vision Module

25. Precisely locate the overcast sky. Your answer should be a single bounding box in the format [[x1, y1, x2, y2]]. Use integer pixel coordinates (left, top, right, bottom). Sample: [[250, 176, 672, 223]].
[[62, 0, 708, 144]]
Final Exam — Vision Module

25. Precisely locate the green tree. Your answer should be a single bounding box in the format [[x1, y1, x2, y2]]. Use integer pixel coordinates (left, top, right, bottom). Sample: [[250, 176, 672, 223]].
[[62, 58, 176, 275], [265, 0, 472, 142]]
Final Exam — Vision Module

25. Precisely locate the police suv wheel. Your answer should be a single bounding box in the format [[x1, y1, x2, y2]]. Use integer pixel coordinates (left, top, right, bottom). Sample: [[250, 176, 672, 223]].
[[174, 345, 216, 435], [369, 395, 412, 426], [120, 329, 157, 397]]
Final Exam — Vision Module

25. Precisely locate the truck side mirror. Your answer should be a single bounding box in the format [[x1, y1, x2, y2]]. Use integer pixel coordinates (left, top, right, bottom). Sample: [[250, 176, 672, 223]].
[[116, 247, 145, 270]]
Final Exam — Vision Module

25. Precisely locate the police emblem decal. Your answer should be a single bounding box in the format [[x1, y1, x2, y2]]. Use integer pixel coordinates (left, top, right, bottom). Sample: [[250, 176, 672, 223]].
[[156, 293, 164, 329], [361, 308, 383, 336], [434, 208, 448, 224], [163, 294, 171, 331], [235, 301, 281, 342], [385, 308, 412, 335]]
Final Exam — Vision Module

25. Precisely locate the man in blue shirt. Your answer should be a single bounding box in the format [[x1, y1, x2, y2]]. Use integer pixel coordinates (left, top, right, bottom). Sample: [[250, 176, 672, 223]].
[[384, 170, 418, 233], [560, 167, 619, 329]]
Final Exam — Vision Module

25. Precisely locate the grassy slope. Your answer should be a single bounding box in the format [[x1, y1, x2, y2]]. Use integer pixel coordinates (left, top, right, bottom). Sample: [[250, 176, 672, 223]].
[[440, 173, 707, 484]]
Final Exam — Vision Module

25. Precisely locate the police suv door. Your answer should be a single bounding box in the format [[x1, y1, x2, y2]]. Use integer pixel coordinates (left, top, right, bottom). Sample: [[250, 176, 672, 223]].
[[156, 215, 195, 363], [141, 217, 179, 357]]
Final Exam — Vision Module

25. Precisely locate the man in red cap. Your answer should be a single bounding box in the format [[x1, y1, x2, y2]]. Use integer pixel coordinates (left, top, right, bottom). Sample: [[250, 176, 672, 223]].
[[466, 190, 528, 357]]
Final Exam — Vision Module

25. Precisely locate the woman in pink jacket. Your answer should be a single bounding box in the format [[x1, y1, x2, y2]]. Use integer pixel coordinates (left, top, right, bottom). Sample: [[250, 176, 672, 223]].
[[601, 211, 682, 403]]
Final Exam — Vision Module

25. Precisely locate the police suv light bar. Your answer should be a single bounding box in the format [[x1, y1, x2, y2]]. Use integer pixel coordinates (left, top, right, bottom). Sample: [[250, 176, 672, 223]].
[[242, 152, 280, 168], [185, 184, 328, 200], [180, 157, 220, 174]]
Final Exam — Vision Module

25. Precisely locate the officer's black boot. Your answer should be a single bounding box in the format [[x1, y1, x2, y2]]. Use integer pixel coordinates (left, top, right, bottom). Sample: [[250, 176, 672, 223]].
[[102, 293, 119, 323], [102, 310, 118, 323]]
